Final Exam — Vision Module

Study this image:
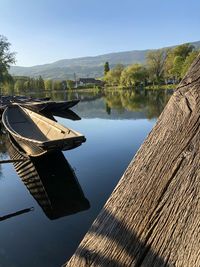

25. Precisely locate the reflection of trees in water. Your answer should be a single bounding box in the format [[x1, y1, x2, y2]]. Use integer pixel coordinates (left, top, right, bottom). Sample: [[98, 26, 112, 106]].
[[144, 90, 171, 119], [104, 90, 172, 119], [120, 91, 146, 112], [68, 90, 103, 102], [104, 91, 125, 113], [8, 89, 172, 120], [0, 134, 7, 155], [18, 89, 104, 102], [105, 103, 111, 115]]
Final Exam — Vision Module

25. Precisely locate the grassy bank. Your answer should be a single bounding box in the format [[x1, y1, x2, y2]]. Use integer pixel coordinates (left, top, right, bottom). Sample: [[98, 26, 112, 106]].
[[144, 84, 175, 90]]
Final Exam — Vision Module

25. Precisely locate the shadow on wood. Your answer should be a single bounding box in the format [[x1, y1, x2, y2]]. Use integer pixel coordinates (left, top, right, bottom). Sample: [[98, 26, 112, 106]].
[[64, 55, 200, 267], [71, 208, 171, 267]]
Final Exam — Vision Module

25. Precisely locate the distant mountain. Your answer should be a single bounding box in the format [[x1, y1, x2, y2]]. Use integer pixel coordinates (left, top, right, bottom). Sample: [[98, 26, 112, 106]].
[[10, 41, 200, 80]]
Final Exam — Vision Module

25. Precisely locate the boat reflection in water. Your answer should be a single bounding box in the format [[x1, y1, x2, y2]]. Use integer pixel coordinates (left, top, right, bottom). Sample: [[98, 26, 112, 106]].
[[6, 135, 90, 220], [0, 207, 34, 221], [40, 109, 81, 122]]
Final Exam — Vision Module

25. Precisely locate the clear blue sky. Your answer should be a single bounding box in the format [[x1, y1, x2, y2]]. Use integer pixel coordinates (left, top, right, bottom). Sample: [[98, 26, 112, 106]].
[[0, 0, 199, 66]]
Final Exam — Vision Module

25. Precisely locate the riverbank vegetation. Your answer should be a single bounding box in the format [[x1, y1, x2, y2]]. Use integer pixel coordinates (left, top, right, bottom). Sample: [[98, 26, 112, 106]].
[[104, 43, 199, 89], [0, 35, 16, 91], [0, 34, 199, 95]]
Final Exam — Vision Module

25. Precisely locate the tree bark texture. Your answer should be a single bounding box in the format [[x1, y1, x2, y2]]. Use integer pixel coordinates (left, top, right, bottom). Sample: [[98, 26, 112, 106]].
[[65, 55, 200, 267]]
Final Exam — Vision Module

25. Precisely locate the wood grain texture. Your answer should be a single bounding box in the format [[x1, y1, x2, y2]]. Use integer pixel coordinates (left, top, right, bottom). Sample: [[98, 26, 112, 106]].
[[65, 55, 200, 267]]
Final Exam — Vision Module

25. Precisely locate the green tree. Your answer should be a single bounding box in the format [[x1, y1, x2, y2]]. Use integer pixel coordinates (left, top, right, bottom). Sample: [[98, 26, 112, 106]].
[[181, 50, 199, 77], [67, 80, 74, 90], [164, 44, 195, 81], [146, 49, 167, 84], [29, 78, 37, 90], [171, 56, 185, 80], [172, 43, 194, 59], [36, 75, 45, 90], [164, 50, 175, 80], [120, 64, 148, 87], [104, 64, 124, 86], [53, 80, 63, 90], [44, 79, 53, 90], [0, 35, 16, 88], [2, 81, 14, 94], [104, 62, 110, 76], [24, 79, 31, 91], [14, 80, 25, 93]]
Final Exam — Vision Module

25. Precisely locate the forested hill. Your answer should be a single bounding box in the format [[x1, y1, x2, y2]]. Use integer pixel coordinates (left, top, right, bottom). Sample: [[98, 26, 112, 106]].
[[10, 41, 200, 80]]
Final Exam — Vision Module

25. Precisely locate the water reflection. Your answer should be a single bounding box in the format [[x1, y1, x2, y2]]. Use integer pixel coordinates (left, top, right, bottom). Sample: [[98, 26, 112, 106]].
[[70, 89, 173, 120], [41, 109, 81, 122], [0, 89, 173, 267], [0, 132, 8, 158], [22, 89, 173, 120], [0, 207, 34, 221], [105, 90, 172, 119], [0, 132, 8, 176], [6, 135, 90, 220]]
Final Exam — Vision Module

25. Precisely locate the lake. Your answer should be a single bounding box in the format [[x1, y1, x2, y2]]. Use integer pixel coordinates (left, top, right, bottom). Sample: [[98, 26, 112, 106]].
[[0, 89, 172, 267]]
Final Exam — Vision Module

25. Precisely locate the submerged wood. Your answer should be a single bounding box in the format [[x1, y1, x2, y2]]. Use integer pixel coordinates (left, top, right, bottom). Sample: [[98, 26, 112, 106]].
[[65, 55, 200, 267]]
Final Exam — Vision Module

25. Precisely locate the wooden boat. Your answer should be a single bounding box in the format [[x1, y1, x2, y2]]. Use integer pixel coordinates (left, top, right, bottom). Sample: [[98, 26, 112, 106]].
[[0, 95, 79, 115], [12, 95, 51, 102], [2, 104, 86, 157], [18, 99, 80, 113]]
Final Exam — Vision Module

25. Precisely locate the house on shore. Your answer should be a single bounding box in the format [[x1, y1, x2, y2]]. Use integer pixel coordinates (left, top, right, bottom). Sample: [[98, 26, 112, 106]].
[[77, 78, 104, 87]]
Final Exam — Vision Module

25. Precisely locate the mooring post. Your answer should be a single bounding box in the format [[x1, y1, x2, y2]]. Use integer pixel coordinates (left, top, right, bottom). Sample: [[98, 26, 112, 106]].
[[64, 54, 200, 267]]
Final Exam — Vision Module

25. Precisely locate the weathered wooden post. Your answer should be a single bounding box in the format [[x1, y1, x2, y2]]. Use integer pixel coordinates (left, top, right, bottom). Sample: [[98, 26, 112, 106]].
[[64, 55, 200, 267]]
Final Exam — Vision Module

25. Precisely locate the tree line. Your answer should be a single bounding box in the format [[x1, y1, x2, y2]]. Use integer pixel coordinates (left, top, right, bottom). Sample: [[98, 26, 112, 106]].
[[0, 35, 15, 90], [0, 34, 79, 94], [0, 34, 199, 94], [103, 43, 199, 88], [2, 76, 75, 94]]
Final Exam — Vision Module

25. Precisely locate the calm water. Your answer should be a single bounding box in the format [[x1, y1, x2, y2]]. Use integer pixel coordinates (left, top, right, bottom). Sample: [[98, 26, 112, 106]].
[[0, 89, 172, 267]]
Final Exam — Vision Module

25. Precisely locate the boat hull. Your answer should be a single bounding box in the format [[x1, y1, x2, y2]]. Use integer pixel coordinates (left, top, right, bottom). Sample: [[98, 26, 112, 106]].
[[5, 125, 85, 157], [20, 99, 80, 113]]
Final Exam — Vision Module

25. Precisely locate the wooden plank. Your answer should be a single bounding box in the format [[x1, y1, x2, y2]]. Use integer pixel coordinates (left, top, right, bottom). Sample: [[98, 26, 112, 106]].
[[64, 55, 200, 267]]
